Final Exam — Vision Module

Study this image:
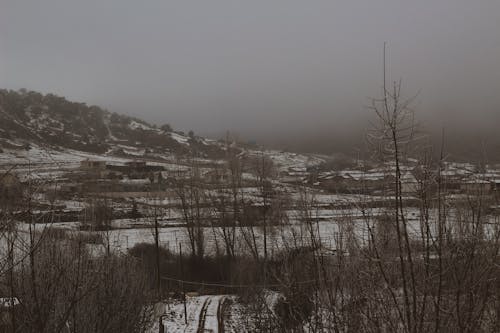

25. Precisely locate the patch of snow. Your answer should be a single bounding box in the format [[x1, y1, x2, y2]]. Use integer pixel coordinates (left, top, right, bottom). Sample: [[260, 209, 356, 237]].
[[129, 120, 153, 131], [170, 132, 190, 145]]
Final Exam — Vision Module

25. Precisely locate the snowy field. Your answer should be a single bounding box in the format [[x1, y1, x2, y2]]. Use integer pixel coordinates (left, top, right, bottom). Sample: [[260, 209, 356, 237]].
[[10, 207, 427, 256]]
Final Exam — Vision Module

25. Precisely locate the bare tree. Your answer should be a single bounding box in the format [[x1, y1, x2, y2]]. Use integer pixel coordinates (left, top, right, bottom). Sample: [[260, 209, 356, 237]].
[[174, 156, 207, 259]]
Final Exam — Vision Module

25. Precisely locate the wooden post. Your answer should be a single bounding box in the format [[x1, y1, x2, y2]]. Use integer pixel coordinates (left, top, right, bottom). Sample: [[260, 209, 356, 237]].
[[154, 205, 161, 298], [158, 316, 164, 333], [179, 242, 187, 324]]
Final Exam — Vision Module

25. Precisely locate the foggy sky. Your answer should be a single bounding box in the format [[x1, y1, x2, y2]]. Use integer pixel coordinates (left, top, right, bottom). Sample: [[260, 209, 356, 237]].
[[2, 1, 500, 153]]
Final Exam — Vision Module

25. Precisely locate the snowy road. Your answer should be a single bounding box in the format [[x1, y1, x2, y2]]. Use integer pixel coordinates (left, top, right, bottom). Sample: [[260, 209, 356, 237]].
[[196, 297, 211, 333], [151, 295, 226, 333], [197, 295, 225, 333]]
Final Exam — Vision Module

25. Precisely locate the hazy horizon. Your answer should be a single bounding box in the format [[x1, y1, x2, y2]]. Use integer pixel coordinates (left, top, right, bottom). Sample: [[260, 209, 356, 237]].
[[2, 1, 500, 156]]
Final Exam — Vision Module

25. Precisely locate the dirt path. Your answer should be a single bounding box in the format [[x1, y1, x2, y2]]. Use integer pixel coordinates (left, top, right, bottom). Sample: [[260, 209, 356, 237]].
[[216, 296, 227, 333], [197, 295, 226, 333], [196, 297, 211, 333]]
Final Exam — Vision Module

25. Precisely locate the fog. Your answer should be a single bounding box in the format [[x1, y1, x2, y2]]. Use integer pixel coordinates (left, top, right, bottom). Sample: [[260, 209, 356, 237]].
[[2, 1, 500, 156]]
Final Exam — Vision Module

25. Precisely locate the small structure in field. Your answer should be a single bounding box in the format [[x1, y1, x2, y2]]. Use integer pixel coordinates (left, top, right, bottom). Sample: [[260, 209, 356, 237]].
[[204, 169, 231, 184], [80, 159, 108, 179], [279, 166, 309, 184], [460, 179, 491, 194], [80, 159, 106, 170]]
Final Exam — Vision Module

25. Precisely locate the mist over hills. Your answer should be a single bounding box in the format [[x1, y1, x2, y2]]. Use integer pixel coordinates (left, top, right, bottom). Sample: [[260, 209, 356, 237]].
[[1, 88, 499, 163], [214, 115, 500, 163], [262, 129, 500, 163], [0, 89, 224, 158]]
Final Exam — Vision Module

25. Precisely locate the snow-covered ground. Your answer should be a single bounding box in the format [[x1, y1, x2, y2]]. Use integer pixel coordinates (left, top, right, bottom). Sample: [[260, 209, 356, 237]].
[[170, 132, 190, 145], [247, 149, 326, 172], [147, 292, 282, 333], [129, 120, 154, 131], [0, 145, 130, 169], [148, 295, 227, 333]]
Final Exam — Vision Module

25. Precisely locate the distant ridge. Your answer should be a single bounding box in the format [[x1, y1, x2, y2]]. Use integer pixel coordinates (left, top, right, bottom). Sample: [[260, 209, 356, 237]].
[[0, 89, 224, 159]]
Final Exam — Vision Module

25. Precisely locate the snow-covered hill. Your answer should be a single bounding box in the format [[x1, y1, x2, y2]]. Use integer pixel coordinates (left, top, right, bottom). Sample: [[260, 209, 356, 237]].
[[0, 89, 224, 159]]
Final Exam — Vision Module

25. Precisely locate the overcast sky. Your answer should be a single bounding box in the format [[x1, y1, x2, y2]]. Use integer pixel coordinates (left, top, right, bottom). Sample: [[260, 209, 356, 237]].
[[2, 0, 500, 151]]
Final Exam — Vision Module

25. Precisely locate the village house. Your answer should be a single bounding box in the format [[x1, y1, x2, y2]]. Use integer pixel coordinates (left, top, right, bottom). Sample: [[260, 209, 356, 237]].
[[351, 171, 396, 194], [106, 160, 163, 179], [125, 160, 147, 169], [368, 165, 418, 194], [79, 159, 108, 179], [151, 169, 192, 185], [204, 168, 231, 184], [316, 167, 418, 195], [460, 178, 491, 194], [80, 159, 106, 170], [458, 172, 500, 194], [400, 171, 419, 194], [279, 166, 309, 184], [316, 172, 352, 192], [491, 179, 500, 192], [441, 169, 471, 191]]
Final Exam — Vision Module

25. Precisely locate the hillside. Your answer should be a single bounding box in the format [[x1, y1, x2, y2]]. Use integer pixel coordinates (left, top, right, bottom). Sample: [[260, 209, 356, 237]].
[[0, 89, 224, 159]]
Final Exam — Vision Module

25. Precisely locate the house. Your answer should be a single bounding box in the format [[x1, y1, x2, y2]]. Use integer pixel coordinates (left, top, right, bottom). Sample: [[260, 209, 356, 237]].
[[80, 159, 106, 170], [125, 161, 147, 169], [440, 168, 471, 191], [80, 159, 108, 179], [316, 172, 353, 192], [458, 172, 500, 194], [152, 169, 191, 184], [460, 179, 491, 193], [400, 172, 419, 194], [204, 169, 231, 184], [491, 179, 500, 192], [339, 170, 395, 193], [350, 171, 395, 193], [279, 166, 309, 184], [119, 161, 162, 175], [317, 167, 419, 194]]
